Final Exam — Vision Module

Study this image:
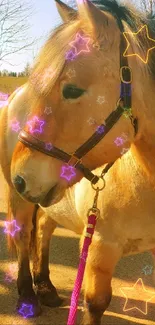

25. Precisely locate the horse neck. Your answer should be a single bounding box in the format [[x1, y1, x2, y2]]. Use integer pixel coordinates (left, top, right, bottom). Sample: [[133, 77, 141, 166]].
[[127, 57, 155, 181]]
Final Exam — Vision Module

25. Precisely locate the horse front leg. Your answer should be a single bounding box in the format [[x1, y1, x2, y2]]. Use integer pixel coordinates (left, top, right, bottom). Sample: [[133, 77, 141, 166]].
[[9, 188, 42, 317], [32, 208, 63, 307], [81, 235, 121, 325]]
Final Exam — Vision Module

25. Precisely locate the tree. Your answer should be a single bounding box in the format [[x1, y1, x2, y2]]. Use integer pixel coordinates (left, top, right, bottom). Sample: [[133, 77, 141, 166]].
[[0, 0, 36, 66], [141, 0, 155, 15], [23, 62, 31, 76]]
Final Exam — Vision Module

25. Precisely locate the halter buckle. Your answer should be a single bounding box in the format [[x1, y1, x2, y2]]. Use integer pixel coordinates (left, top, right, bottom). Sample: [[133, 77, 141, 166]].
[[68, 154, 82, 167], [120, 66, 132, 84]]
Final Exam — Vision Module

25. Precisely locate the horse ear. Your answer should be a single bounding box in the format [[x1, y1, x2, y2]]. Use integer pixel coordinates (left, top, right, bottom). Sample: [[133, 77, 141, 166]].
[[55, 0, 77, 22], [76, 0, 109, 37]]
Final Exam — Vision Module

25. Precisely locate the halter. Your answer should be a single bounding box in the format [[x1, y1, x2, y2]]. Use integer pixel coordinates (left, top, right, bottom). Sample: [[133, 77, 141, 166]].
[[18, 19, 138, 184]]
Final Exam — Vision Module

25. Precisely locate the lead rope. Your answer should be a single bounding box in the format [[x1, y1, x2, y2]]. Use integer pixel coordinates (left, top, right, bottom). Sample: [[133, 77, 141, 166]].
[[67, 175, 105, 325]]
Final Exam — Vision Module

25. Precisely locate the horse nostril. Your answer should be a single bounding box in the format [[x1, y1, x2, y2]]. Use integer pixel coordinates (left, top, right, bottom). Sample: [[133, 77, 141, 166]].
[[13, 175, 26, 194]]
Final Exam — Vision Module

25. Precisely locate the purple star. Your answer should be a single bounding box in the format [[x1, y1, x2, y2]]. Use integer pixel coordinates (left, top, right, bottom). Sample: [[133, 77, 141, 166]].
[[18, 303, 34, 318], [27, 116, 45, 134], [69, 33, 91, 56], [0, 92, 9, 101], [4, 219, 21, 237], [45, 142, 53, 151], [114, 137, 125, 146], [10, 119, 21, 133], [65, 50, 77, 61], [96, 125, 105, 134], [60, 165, 76, 181], [5, 273, 14, 283]]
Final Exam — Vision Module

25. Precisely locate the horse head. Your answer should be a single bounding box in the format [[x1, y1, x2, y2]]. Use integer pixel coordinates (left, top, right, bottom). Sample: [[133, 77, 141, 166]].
[[11, 0, 154, 206]]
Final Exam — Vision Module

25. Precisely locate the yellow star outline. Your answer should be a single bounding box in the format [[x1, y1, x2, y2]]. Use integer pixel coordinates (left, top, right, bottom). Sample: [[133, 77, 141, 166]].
[[123, 25, 155, 64], [120, 278, 155, 315]]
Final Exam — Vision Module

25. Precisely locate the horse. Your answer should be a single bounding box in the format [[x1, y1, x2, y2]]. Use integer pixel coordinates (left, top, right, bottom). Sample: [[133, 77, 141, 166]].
[[1, 0, 155, 324]]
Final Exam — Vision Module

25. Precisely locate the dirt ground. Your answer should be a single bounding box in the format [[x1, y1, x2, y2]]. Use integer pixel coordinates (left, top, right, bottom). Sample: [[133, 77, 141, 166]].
[[0, 168, 155, 325]]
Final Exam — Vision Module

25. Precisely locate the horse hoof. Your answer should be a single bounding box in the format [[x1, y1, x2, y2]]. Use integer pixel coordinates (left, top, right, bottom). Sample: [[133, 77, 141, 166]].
[[36, 283, 63, 307], [16, 293, 42, 317]]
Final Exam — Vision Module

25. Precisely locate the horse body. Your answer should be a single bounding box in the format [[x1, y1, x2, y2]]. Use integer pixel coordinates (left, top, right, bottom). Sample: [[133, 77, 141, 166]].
[[4, 88, 155, 256]]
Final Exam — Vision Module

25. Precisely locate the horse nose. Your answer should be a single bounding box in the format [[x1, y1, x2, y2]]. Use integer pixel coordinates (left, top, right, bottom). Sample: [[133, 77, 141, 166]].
[[13, 175, 26, 194]]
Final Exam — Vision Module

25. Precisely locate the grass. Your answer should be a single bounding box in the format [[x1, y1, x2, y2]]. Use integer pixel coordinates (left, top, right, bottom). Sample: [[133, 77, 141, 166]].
[[0, 76, 28, 95]]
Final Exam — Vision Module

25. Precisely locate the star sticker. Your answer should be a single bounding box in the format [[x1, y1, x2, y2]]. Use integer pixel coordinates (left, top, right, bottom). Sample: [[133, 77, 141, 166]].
[[30, 72, 40, 86], [4, 220, 21, 237], [60, 165, 76, 181], [97, 96, 105, 105], [96, 125, 105, 134], [121, 147, 129, 155], [45, 142, 53, 151], [66, 69, 76, 79], [142, 265, 153, 275], [120, 278, 155, 315], [41, 67, 56, 88], [121, 132, 128, 142], [10, 119, 21, 133], [123, 107, 132, 118], [120, 84, 132, 97], [5, 263, 17, 282], [0, 92, 9, 101], [44, 106, 52, 115], [27, 116, 45, 134], [114, 137, 125, 146], [5, 273, 14, 282], [69, 33, 91, 57], [65, 50, 76, 61], [18, 303, 34, 318], [0, 99, 8, 108], [123, 25, 155, 64], [80, 251, 88, 262], [87, 117, 96, 125]]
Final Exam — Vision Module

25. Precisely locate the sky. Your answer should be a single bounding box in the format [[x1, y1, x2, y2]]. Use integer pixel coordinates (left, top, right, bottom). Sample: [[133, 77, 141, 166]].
[[0, 0, 66, 72], [1, 0, 142, 73]]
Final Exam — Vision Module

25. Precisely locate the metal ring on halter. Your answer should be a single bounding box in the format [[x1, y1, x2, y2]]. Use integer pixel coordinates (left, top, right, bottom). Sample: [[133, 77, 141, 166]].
[[91, 176, 106, 191]]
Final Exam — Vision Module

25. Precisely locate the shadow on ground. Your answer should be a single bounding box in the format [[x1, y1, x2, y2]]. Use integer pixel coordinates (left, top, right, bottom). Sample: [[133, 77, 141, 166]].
[[0, 213, 155, 325]]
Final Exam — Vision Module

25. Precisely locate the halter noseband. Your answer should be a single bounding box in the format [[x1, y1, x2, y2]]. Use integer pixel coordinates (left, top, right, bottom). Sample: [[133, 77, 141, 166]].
[[18, 19, 138, 185]]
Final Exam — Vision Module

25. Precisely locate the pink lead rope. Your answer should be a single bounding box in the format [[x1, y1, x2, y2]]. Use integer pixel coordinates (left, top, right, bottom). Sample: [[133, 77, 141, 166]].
[[67, 213, 97, 325]]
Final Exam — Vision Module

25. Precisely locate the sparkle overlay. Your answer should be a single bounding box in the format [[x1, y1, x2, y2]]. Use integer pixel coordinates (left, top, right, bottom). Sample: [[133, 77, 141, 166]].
[[66, 33, 91, 60], [60, 165, 76, 181], [10, 119, 21, 133], [121, 147, 129, 155], [142, 265, 153, 275], [96, 125, 105, 134], [5, 264, 17, 282], [97, 96, 105, 105], [45, 142, 53, 151], [123, 25, 155, 64], [87, 117, 96, 125], [41, 67, 56, 88], [27, 116, 45, 134], [44, 106, 52, 115], [18, 303, 34, 318], [66, 69, 76, 79], [4, 220, 21, 237], [120, 278, 155, 315], [123, 107, 132, 118], [114, 137, 125, 146]]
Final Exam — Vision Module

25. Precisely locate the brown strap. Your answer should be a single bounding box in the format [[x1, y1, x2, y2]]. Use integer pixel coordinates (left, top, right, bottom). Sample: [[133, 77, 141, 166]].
[[18, 104, 124, 184]]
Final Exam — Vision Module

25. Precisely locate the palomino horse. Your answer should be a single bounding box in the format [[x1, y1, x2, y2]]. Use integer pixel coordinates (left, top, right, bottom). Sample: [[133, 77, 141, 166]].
[[1, 0, 155, 324]]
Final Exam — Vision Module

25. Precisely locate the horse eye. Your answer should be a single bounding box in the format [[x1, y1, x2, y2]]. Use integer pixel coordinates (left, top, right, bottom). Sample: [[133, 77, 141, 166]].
[[62, 85, 85, 99]]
